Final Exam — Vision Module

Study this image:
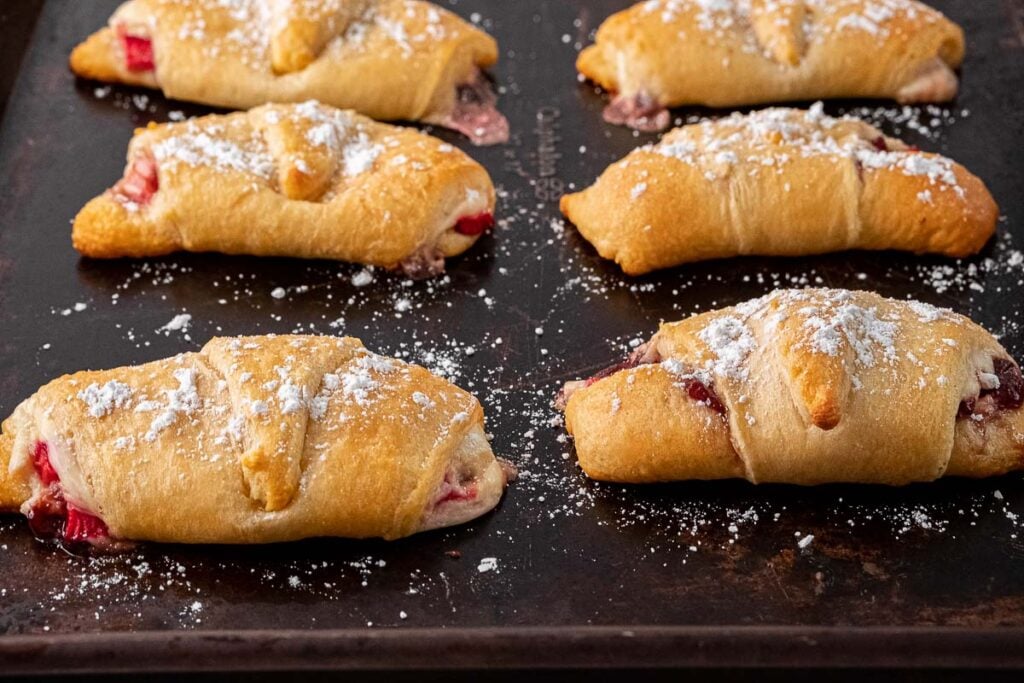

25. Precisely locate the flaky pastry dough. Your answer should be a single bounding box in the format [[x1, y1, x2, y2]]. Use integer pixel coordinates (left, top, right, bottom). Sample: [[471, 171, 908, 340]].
[[0, 335, 512, 545], [560, 289, 1024, 485], [560, 106, 997, 275], [579, 0, 965, 130], [70, 0, 508, 144], [72, 102, 496, 279]]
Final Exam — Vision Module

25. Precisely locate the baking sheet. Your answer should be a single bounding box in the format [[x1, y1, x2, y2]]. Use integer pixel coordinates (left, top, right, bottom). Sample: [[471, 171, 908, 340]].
[[0, 0, 1023, 671]]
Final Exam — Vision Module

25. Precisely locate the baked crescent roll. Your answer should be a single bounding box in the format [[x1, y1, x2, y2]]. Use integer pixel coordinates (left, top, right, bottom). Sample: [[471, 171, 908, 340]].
[[579, 0, 965, 130], [69, 0, 508, 145], [72, 102, 496, 279], [558, 289, 1024, 486], [560, 106, 997, 275], [0, 335, 513, 546]]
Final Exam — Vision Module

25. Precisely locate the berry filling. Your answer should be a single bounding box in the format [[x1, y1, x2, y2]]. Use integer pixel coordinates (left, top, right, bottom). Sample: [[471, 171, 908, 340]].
[[603, 92, 670, 133], [32, 441, 59, 486], [120, 33, 154, 72], [454, 212, 494, 236], [25, 440, 109, 544], [680, 377, 726, 415], [432, 470, 478, 508], [113, 154, 159, 206], [958, 358, 1024, 420], [441, 74, 510, 146], [559, 344, 724, 414], [65, 504, 110, 542]]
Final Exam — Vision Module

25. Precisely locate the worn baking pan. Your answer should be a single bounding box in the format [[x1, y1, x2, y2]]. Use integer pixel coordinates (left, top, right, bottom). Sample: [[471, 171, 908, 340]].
[[0, 0, 1023, 674]]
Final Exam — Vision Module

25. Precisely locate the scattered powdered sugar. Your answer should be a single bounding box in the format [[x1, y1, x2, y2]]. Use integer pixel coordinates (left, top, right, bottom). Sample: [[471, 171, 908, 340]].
[[640, 0, 934, 53], [340, 352, 398, 405], [342, 134, 382, 177], [159, 313, 192, 334], [139, 367, 201, 442], [648, 106, 963, 198], [277, 379, 304, 415], [77, 381, 133, 418], [152, 126, 274, 180], [697, 316, 756, 381], [801, 300, 898, 367]]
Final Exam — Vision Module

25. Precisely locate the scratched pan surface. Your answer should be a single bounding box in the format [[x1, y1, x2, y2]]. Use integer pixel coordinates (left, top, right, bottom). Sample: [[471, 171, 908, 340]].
[[0, 0, 1023, 673]]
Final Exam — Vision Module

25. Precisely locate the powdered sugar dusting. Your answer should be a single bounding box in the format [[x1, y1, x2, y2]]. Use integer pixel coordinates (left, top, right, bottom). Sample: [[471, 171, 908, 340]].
[[697, 316, 756, 381], [77, 381, 134, 418], [650, 106, 963, 198]]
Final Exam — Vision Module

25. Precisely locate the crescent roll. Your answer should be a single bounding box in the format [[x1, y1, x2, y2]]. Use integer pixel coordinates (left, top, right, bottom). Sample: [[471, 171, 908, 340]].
[[579, 0, 965, 130], [69, 0, 508, 145], [0, 335, 513, 546], [72, 102, 496, 279], [559, 289, 1024, 486], [560, 106, 997, 275]]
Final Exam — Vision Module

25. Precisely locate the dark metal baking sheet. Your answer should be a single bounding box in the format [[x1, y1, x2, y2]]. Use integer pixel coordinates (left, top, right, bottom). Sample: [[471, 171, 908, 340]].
[[1, 0, 1023, 673]]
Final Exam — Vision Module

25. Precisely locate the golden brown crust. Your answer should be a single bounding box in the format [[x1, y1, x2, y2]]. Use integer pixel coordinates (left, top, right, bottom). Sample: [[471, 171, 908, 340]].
[[579, 0, 965, 114], [0, 335, 508, 542], [69, 0, 499, 125], [72, 102, 495, 270], [560, 107, 998, 275], [563, 289, 1024, 486]]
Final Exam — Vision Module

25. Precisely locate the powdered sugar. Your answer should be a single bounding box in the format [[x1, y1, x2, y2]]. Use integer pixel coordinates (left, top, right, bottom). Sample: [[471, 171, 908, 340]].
[[77, 381, 134, 418], [152, 126, 274, 180], [697, 316, 756, 381], [140, 367, 201, 442], [340, 352, 398, 405], [648, 106, 964, 197], [801, 301, 898, 367]]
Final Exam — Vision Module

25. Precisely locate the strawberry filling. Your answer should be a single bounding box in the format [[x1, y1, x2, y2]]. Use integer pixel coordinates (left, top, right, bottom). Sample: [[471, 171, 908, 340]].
[[603, 92, 670, 133], [958, 358, 1024, 420], [680, 377, 726, 415], [588, 349, 724, 413], [25, 440, 108, 543], [433, 471, 478, 507], [114, 154, 159, 206], [441, 74, 510, 146], [120, 33, 154, 72], [454, 212, 494, 236], [32, 441, 59, 486], [65, 504, 110, 542]]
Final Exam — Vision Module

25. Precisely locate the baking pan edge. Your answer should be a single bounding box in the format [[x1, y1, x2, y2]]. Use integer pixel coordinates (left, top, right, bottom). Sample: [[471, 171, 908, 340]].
[[0, 625, 1022, 673]]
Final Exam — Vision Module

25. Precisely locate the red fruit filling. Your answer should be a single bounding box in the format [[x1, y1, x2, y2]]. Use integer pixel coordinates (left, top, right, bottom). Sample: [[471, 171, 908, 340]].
[[114, 154, 159, 206], [871, 136, 889, 152], [680, 377, 726, 415], [65, 504, 110, 542], [442, 75, 510, 146], [584, 355, 647, 388], [958, 358, 1024, 420], [575, 347, 725, 414], [25, 440, 108, 543], [454, 212, 494, 236], [433, 471, 478, 507], [120, 33, 154, 72], [32, 441, 59, 486], [603, 92, 670, 133]]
